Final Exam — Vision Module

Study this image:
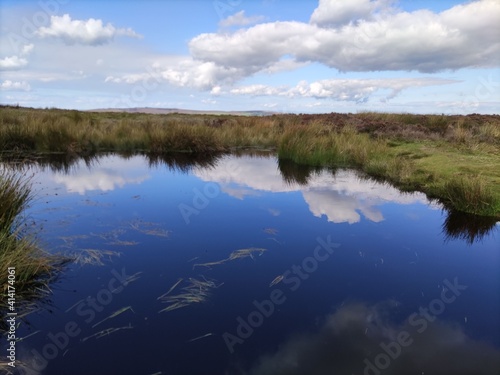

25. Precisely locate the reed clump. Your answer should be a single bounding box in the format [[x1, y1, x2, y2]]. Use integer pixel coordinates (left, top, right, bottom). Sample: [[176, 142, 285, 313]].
[[0, 171, 66, 308], [440, 176, 498, 216]]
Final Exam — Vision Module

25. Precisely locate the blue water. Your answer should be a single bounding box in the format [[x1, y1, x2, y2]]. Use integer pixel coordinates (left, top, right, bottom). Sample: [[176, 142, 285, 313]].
[[2, 153, 499, 375]]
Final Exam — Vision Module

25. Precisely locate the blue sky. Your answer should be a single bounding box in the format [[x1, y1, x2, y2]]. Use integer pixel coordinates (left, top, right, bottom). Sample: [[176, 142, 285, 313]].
[[0, 0, 499, 113]]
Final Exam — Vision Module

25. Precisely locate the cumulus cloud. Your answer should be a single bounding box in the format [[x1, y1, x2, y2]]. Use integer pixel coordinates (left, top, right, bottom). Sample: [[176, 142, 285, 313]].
[[0, 80, 31, 91], [0, 43, 34, 71], [310, 0, 393, 27], [247, 301, 500, 375], [36, 14, 141, 45], [219, 10, 265, 27], [105, 59, 245, 90], [105, 1, 492, 96], [189, 0, 500, 74]]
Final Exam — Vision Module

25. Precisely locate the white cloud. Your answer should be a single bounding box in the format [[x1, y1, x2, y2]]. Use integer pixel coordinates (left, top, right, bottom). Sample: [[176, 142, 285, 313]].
[[21, 44, 35, 56], [0, 80, 31, 91], [230, 84, 282, 96], [219, 10, 265, 27], [0, 42, 34, 71], [210, 86, 222, 95], [310, 0, 392, 27], [201, 98, 216, 105], [36, 14, 141, 45], [230, 77, 456, 102], [105, 59, 245, 90], [189, 0, 500, 75], [0, 55, 28, 70]]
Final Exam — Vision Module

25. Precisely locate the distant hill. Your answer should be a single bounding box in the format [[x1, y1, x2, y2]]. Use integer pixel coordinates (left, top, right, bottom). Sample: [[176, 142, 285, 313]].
[[88, 107, 277, 116]]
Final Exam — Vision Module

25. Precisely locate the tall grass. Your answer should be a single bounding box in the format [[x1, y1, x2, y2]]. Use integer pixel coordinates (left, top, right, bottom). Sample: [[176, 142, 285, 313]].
[[0, 171, 65, 310], [440, 175, 498, 216]]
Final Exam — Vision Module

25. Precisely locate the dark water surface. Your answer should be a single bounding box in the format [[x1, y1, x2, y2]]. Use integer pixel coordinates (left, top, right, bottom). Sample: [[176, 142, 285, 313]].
[[2, 153, 500, 375]]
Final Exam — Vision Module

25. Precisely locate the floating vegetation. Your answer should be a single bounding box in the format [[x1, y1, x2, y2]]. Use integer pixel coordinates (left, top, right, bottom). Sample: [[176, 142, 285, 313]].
[[157, 278, 183, 300], [129, 219, 170, 238], [263, 227, 278, 235], [193, 247, 267, 269], [267, 237, 282, 245], [59, 234, 90, 243], [114, 271, 142, 291], [92, 306, 135, 328], [15, 330, 40, 343], [158, 302, 190, 313], [0, 358, 32, 375], [192, 258, 227, 269], [269, 275, 284, 287], [55, 234, 91, 250], [228, 247, 267, 260], [65, 298, 85, 313], [107, 239, 139, 246], [72, 249, 121, 266], [186, 332, 214, 343], [92, 229, 126, 241], [158, 277, 222, 314], [81, 323, 133, 342]]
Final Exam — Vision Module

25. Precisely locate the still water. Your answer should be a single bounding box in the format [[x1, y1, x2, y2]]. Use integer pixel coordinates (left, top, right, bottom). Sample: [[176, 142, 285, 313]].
[[3, 153, 500, 375]]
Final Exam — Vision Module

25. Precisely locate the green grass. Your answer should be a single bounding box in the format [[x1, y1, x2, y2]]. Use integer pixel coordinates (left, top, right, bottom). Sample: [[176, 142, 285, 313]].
[[1, 105, 499, 217]]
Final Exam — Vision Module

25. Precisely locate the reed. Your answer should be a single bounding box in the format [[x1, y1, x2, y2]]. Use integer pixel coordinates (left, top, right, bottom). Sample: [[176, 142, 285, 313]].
[[0, 171, 66, 310]]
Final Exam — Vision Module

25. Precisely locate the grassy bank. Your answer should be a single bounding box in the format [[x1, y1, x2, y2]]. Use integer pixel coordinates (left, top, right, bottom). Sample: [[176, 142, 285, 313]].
[[0, 171, 65, 313], [1, 106, 499, 217]]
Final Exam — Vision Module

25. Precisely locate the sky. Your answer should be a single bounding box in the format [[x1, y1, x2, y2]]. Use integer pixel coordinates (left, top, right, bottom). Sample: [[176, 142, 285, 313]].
[[0, 0, 499, 114]]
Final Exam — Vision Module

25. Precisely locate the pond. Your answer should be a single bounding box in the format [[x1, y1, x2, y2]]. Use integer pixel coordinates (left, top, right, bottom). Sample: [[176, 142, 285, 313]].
[[2, 152, 500, 375]]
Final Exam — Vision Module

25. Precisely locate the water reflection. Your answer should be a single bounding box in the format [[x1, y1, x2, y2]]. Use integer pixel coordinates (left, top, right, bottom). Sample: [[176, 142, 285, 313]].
[[0, 151, 221, 174], [247, 302, 500, 375], [277, 158, 324, 186], [1, 152, 498, 244], [53, 162, 149, 195], [194, 155, 431, 224], [442, 210, 499, 245]]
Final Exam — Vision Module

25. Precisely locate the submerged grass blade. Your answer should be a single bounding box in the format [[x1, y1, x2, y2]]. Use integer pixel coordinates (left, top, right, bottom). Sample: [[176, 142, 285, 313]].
[[157, 278, 184, 300], [193, 247, 267, 269], [92, 306, 134, 328], [229, 247, 267, 260], [82, 324, 133, 342], [263, 228, 278, 235], [158, 276, 222, 313], [159, 302, 190, 313], [192, 258, 228, 269], [269, 275, 284, 287], [72, 249, 121, 266], [186, 333, 214, 343], [15, 330, 40, 343]]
